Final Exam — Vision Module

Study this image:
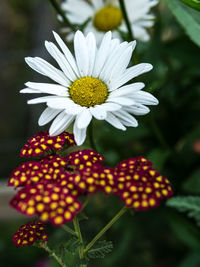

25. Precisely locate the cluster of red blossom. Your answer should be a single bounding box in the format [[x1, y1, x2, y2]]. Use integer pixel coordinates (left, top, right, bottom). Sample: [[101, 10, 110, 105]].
[[9, 131, 173, 229], [13, 221, 48, 247]]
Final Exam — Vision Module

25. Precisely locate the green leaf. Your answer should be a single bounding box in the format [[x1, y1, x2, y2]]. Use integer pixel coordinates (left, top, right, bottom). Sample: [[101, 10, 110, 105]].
[[167, 196, 200, 226], [180, 0, 200, 12], [87, 240, 113, 259], [147, 148, 171, 171], [167, 0, 200, 47], [183, 169, 200, 194]]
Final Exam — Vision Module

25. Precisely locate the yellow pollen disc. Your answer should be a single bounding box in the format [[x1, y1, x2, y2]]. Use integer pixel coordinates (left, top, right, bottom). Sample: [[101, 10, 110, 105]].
[[94, 6, 123, 32], [69, 77, 108, 107]]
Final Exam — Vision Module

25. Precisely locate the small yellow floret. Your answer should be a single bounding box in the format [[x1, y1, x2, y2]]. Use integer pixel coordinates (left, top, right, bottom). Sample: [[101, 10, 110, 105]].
[[94, 6, 123, 32], [69, 77, 108, 107]]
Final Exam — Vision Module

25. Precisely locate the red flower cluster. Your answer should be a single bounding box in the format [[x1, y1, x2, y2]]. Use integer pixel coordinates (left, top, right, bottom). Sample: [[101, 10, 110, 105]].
[[114, 157, 173, 210], [9, 131, 173, 226], [20, 131, 75, 157], [13, 221, 48, 247]]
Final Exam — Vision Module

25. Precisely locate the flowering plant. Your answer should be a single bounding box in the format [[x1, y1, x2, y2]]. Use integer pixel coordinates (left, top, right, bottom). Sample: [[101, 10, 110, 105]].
[[4, 0, 200, 266]]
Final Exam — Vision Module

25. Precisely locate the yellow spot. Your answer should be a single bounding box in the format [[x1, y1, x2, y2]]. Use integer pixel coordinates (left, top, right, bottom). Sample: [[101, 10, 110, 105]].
[[69, 77, 108, 107], [41, 212, 49, 221], [161, 189, 168, 196], [122, 192, 130, 198], [87, 177, 94, 184], [83, 155, 89, 160], [54, 216, 64, 225], [88, 185, 96, 192], [86, 161, 92, 166], [28, 149, 33, 154], [149, 170, 156, 176], [26, 206, 35, 215], [35, 148, 42, 154], [133, 174, 139, 180], [47, 140, 53, 144], [53, 162, 59, 167], [74, 159, 80, 165], [41, 144, 47, 150], [64, 211, 72, 220], [154, 182, 160, 188], [28, 199, 35, 206], [93, 6, 123, 32], [133, 201, 140, 208], [141, 200, 148, 207], [22, 240, 28, 245], [142, 194, 148, 199], [145, 187, 152, 193], [43, 196, 51, 203], [73, 202, 80, 210], [104, 186, 112, 194], [29, 237, 34, 242], [156, 176, 162, 182], [51, 193, 59, 200], [149, 199, 156, 206], [65, 196, 73, 204], [30, 188, 37, 194], [79, 182, 86, 189], [133, 193, 139, 199], [155, 191, 161, 198], [130, 185, 137, 192], [118, 183, 124, 190], [125, 198, 132, 205], [20, 193, 27, 199], [35, 195, 42, 202], [50, 202, 58, 210], [54, 143, 62, 149], [36, 203, 45, 212]]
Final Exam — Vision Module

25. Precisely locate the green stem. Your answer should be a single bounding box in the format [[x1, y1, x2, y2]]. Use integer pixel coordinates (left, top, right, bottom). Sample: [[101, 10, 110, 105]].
[[84, 206, 127, 256], [37, 242, 66, 267], [47, 0, 76, 30], [62, 224, 77, 237], [73, 216, 86, 266], [149, 112, 169, 149], [119, 0, 134, 41], [88, 121, 97, 151]]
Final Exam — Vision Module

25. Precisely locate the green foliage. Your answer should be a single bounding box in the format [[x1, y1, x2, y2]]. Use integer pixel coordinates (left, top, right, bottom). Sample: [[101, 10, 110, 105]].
[[167, 0, 200, 46], [167, 196, 200, 226], [180, 0, 200, 11], [147, 148, 171, 171], [87, 240, 113, 259], [183, 169, 200, 194]]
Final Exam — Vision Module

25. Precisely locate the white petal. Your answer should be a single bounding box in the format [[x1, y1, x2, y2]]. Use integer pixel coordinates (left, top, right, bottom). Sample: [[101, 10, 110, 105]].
[[105, 112, 126, 131], [108, 97, 135, 106], [25, 57, 69, 87], [86, 32, 96, 76], [20, 88, 39, 93], [132, 91, 159, 105], [114, 110, 138, 127], [53, 31, 80, 77], [110, 63, 153, 90], [74, 31, 89, 76], [92, 31, 112, 77], [27, 96, 60, 104], [25, 82, 68, 96], [49, 111, 75, 136], [38, 107, 62, 126], [73, 121, 87, 145], [45, 41, 77, 81], [76, 109, 92, 129], [124, 104, 150, 115], [90, 105, 107, 120], [109, 83, 145, 97], [46, 97, 75, 109], [100, 103, 121, 112]]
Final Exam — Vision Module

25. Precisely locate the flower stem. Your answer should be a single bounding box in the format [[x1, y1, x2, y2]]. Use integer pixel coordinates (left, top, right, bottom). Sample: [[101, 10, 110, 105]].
[[73, 216, 86, 266], [119, 0, 134, 41], [88, 121, 97, 151], [149, 112, 169, 149], [62, 224, 77, 237], [47, 0, 76, 30], [37, 242, 67, 267], [83, 206, 127, 256]]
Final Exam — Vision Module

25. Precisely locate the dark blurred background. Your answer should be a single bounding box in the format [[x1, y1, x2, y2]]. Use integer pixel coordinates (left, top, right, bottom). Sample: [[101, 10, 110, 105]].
[[1, 0, 200, 266]]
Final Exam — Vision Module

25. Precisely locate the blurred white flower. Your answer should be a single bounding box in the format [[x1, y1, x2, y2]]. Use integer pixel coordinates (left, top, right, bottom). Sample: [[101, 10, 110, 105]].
[[61, 0, 158, 44], [21, 31, 158, 145]]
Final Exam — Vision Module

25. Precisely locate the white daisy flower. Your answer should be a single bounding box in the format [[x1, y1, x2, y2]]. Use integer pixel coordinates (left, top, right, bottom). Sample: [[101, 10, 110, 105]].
[[61, 0, 159, 44], [21, 31, 158, 145]]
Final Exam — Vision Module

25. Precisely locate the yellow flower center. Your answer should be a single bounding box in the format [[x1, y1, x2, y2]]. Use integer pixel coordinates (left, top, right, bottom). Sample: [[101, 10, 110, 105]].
[[94, 6, 123, 32], [69, 77, 108, 107]]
